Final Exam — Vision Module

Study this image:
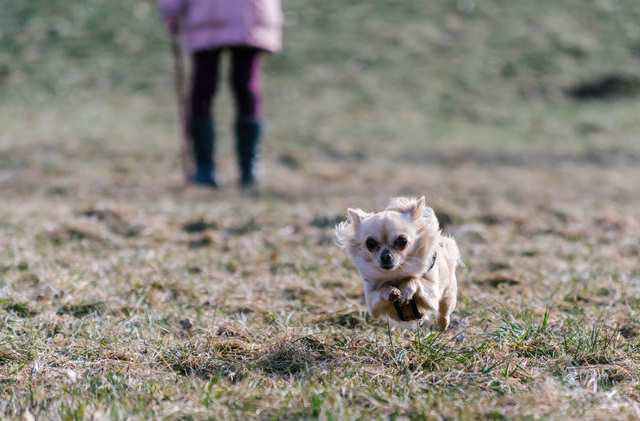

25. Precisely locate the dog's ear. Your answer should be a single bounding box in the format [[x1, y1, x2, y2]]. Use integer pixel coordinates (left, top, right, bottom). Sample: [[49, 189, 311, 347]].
[[389, 196, 427, 220], [347, 208, 367, 230], [411, 196, 426, 220], [423, 206, 440, 234]]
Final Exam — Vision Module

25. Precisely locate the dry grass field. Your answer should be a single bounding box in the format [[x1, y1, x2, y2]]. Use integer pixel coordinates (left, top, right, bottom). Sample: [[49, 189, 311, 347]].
[[2, 0, 640, 419]]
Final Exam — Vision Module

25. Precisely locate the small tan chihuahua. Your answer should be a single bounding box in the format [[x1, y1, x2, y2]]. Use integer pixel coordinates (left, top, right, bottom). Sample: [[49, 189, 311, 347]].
[[336, 197, 460, 330]]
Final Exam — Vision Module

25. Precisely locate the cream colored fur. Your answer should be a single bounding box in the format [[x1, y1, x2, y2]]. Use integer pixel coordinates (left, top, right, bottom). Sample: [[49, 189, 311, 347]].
[[336, 196, 461, 330]]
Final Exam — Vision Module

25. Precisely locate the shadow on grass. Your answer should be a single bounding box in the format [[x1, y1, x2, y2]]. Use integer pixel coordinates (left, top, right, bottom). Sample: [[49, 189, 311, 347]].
[[162, 335, 337, 381], [257, 336, 335, 375]]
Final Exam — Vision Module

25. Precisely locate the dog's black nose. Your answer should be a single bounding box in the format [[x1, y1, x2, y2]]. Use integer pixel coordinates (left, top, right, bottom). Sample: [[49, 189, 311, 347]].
[[380, 249, 393, 269]]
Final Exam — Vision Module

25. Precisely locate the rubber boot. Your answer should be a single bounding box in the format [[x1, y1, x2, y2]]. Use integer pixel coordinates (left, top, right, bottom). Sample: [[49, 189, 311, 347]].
[[235, 119, 262, 188], [190, 117, 217, 186]]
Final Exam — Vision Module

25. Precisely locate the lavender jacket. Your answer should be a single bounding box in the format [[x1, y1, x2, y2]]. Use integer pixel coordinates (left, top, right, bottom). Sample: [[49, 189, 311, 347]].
[[158, 0, 282, 53]]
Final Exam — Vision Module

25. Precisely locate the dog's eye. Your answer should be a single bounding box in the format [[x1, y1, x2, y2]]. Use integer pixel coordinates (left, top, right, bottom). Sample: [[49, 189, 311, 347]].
[[365, 237, 379, 252], [393, 235, 408, 250]]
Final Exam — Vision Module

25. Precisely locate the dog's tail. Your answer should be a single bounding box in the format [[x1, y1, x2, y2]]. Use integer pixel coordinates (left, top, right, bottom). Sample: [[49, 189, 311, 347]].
[[441, 235, 464, 269]]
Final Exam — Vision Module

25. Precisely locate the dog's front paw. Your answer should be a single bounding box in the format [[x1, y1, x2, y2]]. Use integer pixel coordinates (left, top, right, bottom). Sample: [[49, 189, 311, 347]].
[[399, 287, 416, 304], [384, 287, 401, 302]]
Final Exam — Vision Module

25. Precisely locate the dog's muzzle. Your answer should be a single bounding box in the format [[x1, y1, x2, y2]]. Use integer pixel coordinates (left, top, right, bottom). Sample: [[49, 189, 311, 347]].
[[380, 249, 394, 270]]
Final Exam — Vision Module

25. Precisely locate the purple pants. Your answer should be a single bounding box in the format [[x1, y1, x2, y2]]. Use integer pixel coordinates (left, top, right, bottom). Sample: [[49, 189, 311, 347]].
[[189, 47, 263, 122]]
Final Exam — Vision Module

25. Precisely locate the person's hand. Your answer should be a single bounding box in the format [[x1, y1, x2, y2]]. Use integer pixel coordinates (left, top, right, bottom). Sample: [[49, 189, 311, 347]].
[[165, 16, 179, 35]]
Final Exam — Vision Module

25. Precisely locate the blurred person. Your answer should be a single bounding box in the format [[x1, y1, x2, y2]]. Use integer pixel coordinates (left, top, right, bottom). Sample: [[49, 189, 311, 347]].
[[158, 0, 283, 188]]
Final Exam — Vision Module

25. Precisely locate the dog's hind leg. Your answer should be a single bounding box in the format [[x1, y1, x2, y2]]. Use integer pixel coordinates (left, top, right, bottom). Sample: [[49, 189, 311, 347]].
[[436, 279, 457, 331]]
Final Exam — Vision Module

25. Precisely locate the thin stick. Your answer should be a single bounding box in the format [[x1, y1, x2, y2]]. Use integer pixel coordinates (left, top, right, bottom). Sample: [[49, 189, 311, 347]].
[[386, 320, 394, 351], [415, 319, 424, 348], [170, 27, 192, 181]]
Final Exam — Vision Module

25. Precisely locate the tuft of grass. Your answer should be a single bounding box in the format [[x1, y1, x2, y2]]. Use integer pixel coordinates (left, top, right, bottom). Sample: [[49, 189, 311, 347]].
[[1, 300, 37, 318], [561, 320, 621, 366], [258, 337, 335, 375], [409, 331, 470, 371], [493, 310, 558, 358], [57, 302, 105, 318], [319, 310, 368, 329], [162, 336, 253, 381], [0, 347, 24, 365]]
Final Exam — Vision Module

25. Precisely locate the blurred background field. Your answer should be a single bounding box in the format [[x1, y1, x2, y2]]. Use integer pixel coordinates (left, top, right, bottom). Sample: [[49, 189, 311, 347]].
[[2, 1, 640, 419], [2, 0, 640, 167]]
